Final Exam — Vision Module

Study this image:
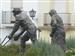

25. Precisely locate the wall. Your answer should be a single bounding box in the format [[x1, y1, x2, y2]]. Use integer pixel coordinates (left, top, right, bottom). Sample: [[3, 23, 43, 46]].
[[37, 0, 75, 27], [37, 0, 75, 42], [38, 0, 54, 26], [23, 0, 38, 11], [1, 0, 11, 24], [0, 0, 75, 44], [11, 0, 23, 9], [1, 0, 11, 11]]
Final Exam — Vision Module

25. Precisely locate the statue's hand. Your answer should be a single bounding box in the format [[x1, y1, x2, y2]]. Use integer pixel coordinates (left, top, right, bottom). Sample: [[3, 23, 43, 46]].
[[7, 35, 12, 40], [13, 35, 19, 41]]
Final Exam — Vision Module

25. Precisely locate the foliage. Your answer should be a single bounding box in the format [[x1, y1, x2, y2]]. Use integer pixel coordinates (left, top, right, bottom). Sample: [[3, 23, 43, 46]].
[[24, 41, 65, 56], [66, 36, 75, 49], [0, 36, 75, 56], [66, 48, 75, 56]]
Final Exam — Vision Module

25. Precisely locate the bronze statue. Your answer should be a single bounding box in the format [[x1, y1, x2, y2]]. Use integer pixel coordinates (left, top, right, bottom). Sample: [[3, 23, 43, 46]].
[[49, 9, 67, 52], [8, 8, 37, 52]]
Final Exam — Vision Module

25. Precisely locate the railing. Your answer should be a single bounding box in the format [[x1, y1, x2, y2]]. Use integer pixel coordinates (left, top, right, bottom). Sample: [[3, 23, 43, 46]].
[[1, 11, 75, 29], [44, 13, 75, 29]]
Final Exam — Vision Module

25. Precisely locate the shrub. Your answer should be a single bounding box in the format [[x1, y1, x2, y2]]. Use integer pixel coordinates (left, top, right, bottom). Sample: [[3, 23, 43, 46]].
[[24, 41, 65, 56], [66, 36, 75, 49], [66, 48, 75, 56], [1, 36, 75, 56], [0, 45, 19, 56]]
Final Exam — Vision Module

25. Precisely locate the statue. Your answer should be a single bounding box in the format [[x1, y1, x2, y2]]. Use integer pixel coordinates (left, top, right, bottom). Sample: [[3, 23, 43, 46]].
[[49, 9, 67, 52], [7, 8, 37, 53]]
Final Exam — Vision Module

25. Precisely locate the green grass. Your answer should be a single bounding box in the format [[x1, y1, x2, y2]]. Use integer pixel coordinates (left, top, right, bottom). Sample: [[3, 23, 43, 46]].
[[66, 36, 75, 56], [0, 36, 75, 56], [66, 36, 75, 49], [0, 41, 65, 56], [0, 45, 19, 56]]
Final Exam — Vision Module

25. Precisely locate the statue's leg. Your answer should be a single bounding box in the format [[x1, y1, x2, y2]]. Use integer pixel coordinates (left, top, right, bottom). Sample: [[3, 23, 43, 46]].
[[31, 33, 37, 44], [20, 32, 30, 52], [60, 32, 67, 52], [55, 31, 67, 52], [29, 28, 37, 44]]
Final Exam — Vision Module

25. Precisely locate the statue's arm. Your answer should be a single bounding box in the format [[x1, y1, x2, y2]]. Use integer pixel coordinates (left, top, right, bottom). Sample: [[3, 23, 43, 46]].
[[10, 20, 20, 36]]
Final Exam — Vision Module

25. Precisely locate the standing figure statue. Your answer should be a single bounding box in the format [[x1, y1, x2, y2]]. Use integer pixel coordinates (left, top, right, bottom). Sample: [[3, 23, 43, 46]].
[[8, 8, 37, 52], [49, 9, 67, 52]]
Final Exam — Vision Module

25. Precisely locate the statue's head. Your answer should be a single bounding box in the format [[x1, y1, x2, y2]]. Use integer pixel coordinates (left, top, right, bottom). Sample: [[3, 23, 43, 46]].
[[12, 8, 22, 16], [49, 9, 57, 17]]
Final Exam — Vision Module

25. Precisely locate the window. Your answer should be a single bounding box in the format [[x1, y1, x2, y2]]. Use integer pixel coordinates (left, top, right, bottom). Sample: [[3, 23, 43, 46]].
[[1, 0, 11, 24], [44, 13, 71, 27], [2, 11, 11, 24]]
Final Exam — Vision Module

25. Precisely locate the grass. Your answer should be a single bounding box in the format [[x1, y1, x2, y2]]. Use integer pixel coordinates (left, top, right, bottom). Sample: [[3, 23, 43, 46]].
[[0, 45, 19, 56], [0, 36, 75, 56], [0, 41, 65, 56], [66, 36, 75, 49], [66, 36, 75, 56]]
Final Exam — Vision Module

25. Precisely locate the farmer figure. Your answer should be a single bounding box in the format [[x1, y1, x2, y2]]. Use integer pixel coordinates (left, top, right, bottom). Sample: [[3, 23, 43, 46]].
[[49, 9, 67, 51], [8, 8, 37, 52]]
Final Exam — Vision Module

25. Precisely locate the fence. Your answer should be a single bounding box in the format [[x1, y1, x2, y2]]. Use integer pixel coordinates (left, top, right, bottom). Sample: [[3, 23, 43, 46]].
[[44, 13, 73, 28]]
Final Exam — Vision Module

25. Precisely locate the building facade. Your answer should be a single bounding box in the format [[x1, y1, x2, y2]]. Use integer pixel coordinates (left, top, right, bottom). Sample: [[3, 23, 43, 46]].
[[0, 0, 75, 44]]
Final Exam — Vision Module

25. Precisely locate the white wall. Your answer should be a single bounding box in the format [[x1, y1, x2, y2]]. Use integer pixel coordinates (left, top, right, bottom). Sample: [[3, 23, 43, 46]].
[[0, 0, 2, 24], [38, 1, 51, 26], [53, 1, 67, 13], [11, 0, 23, 9], [23, 0, 38, 11], [0, 11, 2, 24], [74, 1, 75, 13], [67, 1, 75, 26], [72, 1, 75, 25], [2, 0, 11, 11]]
